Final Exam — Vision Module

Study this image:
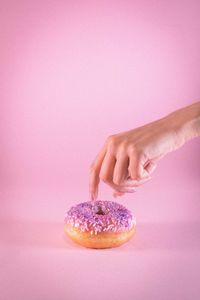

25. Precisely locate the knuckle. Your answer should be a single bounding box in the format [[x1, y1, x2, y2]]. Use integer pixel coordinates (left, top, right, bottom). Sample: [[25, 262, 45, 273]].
[[106, 134, 114, 142], [90, 163, 97, 174], [99, 172, 108, 183], [129, 144, 136, 152], [106, 135, 117, 147], [89, 165, 94, 173], [118, 141, 128, 153], [113, 177, 121, 186], [128, 144, 138, 155]]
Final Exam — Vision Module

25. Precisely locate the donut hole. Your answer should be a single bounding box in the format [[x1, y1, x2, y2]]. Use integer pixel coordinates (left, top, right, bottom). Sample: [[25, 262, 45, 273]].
[[96, 208, 105, 215], [94, 205, 108, 215]]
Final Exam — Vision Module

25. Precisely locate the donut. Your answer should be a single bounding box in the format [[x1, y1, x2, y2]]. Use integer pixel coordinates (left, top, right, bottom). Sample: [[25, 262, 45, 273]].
[[64, 200, 136, 249]]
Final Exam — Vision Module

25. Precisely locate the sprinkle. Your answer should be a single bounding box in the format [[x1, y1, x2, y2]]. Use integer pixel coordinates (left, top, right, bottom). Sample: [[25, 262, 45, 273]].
[[64, 200, 136, 234]]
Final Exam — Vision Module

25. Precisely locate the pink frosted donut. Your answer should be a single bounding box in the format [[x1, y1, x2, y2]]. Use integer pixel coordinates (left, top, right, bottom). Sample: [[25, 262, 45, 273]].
[[64, 200, 136, 248]]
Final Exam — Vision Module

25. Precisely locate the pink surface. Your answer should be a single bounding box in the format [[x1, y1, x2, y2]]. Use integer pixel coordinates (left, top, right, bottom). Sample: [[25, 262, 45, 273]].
[[0, 0, 200, 299]]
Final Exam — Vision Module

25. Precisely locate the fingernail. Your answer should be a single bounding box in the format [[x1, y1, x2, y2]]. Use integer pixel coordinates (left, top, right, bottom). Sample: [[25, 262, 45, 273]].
[[119, 188, 136, 193], [90, 192, 95, 201]]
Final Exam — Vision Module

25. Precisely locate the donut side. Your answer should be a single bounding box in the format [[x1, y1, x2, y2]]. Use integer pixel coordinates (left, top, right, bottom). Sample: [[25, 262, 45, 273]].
[[64, 223, 136, 249]]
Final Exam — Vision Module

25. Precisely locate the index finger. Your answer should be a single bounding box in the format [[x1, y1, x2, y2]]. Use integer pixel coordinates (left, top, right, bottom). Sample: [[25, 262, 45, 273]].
[[89, 144, 107, 200]]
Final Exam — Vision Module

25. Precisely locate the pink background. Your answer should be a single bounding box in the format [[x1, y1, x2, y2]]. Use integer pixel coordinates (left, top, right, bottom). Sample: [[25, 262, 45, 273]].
[[0, 0, 200, 299]]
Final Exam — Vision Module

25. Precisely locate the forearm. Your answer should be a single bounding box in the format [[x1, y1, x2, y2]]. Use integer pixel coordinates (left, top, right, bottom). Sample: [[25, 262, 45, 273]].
[[165, 101, 200, 146]]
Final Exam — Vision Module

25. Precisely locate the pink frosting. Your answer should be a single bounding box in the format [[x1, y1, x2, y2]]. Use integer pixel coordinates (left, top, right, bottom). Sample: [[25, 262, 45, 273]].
[[64, 200, 136, 235]]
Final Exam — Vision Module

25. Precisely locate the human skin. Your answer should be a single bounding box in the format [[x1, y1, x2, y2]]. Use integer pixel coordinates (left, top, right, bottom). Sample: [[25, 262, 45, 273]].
[[89, 102, 200, 200]]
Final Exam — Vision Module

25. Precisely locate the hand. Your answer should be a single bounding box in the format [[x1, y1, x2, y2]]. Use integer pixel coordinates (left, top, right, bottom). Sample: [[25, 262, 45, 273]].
[[89, 102, 200, 200]]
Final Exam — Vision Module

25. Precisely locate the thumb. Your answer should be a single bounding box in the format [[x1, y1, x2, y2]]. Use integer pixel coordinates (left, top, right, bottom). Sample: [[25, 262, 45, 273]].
[[144, 161, 157, 175]]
